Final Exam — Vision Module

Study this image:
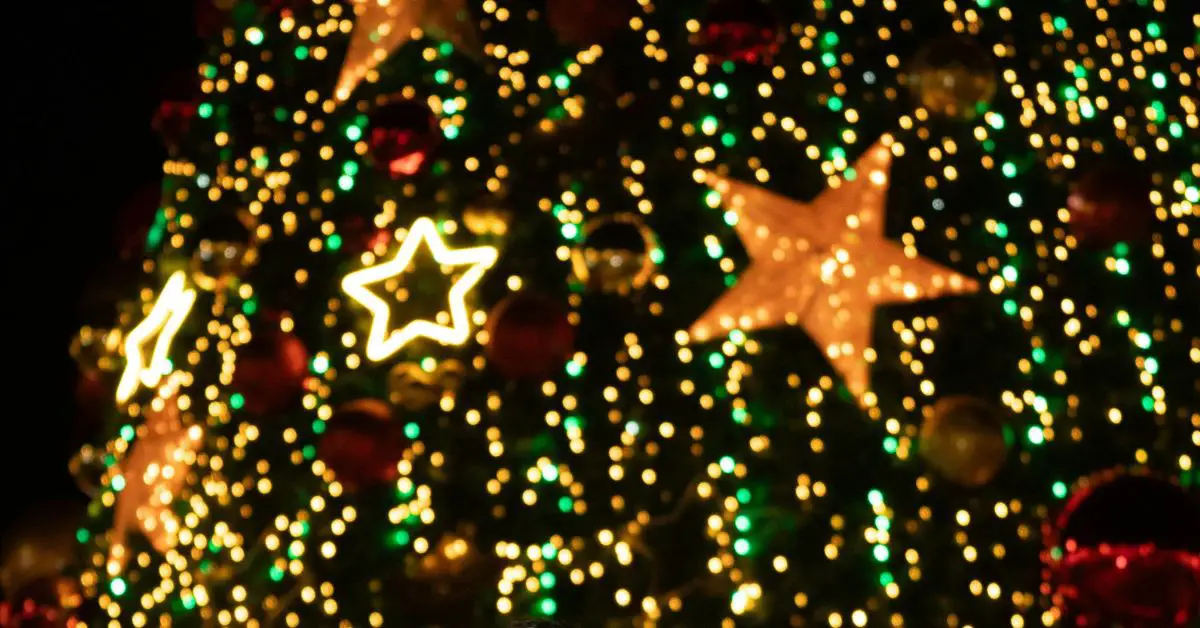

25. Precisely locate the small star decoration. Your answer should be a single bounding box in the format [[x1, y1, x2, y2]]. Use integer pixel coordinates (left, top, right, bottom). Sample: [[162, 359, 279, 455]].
[[116, 271, 197, 404], [690, 140, 979, 404], [341, 217, 497, 362]]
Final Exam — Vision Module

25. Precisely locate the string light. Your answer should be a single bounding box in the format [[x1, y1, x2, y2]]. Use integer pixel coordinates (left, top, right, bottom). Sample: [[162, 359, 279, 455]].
[[72, 0, 1195, 626]]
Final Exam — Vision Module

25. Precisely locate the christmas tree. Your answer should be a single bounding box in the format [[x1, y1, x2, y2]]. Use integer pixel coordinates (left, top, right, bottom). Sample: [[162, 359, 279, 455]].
[[68, 0, 1198, 627]]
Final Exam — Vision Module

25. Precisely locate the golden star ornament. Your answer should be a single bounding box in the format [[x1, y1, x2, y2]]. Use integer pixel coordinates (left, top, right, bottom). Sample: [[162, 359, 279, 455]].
[[342, 217, 498, 362], [336, 0, 478, 101], [109, 379, 204, 571], [690, 140, 979, 405]]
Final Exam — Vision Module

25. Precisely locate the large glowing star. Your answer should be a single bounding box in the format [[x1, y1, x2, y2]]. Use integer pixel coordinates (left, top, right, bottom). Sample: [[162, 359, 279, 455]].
[[116, 272, 198, 404], [342, 217, 497, 362], [690, 140, 979, 405]]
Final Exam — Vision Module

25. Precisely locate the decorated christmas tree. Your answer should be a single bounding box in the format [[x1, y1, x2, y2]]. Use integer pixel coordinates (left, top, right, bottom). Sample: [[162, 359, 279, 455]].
[[66, 0, 1197, 626]]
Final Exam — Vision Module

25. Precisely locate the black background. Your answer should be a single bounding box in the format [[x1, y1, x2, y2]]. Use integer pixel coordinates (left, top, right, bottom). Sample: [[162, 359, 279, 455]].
[[6, 2, 197, 535]]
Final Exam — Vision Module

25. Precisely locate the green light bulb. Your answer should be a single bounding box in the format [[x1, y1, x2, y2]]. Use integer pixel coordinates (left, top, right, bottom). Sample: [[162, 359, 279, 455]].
[[719, 456, 735, 474]]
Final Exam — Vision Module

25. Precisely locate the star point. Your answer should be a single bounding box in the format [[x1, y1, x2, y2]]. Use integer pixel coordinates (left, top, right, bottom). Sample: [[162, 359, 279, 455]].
[[690, 140, 979, 404], [335, 0, 478, 101], [342, 217, 497, 362], [116, 272, 197, 405]]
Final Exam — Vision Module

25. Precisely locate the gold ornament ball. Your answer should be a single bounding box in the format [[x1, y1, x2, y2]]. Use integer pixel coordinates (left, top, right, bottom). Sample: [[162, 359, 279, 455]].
[[70, 326, 123, 373], [462, 203, 511, 237], [189, 214, 257, 291], [920, 395, 1010, 487], [571, 214, 659, 295], [192, 239, 256, 291], [906, 35, 997, 119], [388, 359, 466, 411]]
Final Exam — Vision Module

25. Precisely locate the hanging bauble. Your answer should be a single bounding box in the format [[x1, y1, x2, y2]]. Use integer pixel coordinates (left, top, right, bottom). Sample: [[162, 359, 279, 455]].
[[0, 502, 83, 610], [697, 0, 783, 65], [1046, 469, 1200, 627], [188, 212, 256, 291], [367, 98, 441, 178], [195, 0, 229, 39], [190, 213, 257, 291], [231, 324, 309, 415], [72, 369, 107, 447], [388, 359, 467, 411], [338, 214, 393, 256], [485, 292, 575, 380], [462, 201, 512, 237], [919, 395, 1010, 487], [545, 0, 634, 47], [70, 326, 123, 375], [1066, 165, 1154, 248], [68, 444, 108, 500], [319, 399, 405, 491], [390, 524, 500, 624], [905, 35, 997, 119], [115, 184, 164, 261], [70, 326, 121, 445], [571, 214, 659, 295], [0, 600, 73, 628], [152, 100, 199, 150]]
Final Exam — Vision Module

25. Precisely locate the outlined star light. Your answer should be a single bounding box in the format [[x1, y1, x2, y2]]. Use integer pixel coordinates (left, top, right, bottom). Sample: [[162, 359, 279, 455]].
[[690, 140, 979, 405], [342, 217, 498, 362], [116, 271, 198, 404]]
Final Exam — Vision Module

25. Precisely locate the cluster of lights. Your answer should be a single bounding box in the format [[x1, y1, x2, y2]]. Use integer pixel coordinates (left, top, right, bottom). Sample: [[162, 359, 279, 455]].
[[74, 0, 1195, 627]]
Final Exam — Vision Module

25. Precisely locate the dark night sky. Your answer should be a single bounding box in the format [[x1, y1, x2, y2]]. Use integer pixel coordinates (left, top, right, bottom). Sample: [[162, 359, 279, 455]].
[[7, 3, 197, 533]]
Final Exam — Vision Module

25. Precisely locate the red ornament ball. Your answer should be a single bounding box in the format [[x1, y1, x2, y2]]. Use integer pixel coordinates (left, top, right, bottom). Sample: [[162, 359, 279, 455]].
[[699, 0, 783, 65], [367, 98, 440, 178], [152, 100, 198, 150], [338, 214, 392, 256], [1046, 469, 1200, 627], [1067, 165, 1154, 248], [318, 399, 404, 491], [231, 324, 309, 415], [485, 292, 575, 380], [545, 0, 633, 47], [115, 184, 163, 261]]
